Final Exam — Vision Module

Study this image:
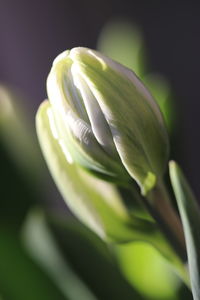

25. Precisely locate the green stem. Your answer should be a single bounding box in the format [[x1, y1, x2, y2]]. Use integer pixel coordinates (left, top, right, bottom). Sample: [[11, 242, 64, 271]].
[[145, 180, 191, 288], [146, 180, 186, 261], [128, 179, 190, 288]]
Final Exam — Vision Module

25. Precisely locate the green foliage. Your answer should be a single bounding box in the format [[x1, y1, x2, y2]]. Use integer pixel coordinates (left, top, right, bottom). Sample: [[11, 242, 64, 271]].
[[97, 20, 147, 77], [0, 85, 44, 181], [22, 209, 97, 300], [0, 229, 66, 300], [170, 161, 200, 300], [116, 242, 182, 300], [23, 208, 149, 300]]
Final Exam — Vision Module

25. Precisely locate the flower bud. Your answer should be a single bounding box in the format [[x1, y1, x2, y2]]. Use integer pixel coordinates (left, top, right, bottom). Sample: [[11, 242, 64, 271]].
[[47, 47, 169, 195]]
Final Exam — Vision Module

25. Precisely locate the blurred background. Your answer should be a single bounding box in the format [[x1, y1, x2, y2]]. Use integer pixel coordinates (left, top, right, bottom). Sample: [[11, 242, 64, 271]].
[[0, 0, 199, 299]]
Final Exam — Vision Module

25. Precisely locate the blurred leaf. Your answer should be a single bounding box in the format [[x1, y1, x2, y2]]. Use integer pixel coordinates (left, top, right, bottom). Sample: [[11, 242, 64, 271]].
[[22, 209, 97, 300], [115, 242, 192, 300], [0, 142, 35, 230], [48, 214, 148, 300], [143, 73, 175, 133], [97, 19, 147, 77], [22, 208, 148, 300], [0, 229, 67, 300], [169, 161, 200, 300], [49, 216, 193, 300], [0, 84, 44, 182], [0, 84, 44, 230]]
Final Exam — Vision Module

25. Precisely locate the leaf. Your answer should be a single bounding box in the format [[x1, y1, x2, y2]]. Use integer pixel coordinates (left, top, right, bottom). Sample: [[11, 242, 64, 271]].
[[22, 208, 147, 300], [169, 161, 200, 300], [116, 241, 192, 300], [22, 209, 97, 300], [143, 73, 175, 133], [0, 85, 44, 230], [97, 19, 147, 77], [0, 229, 67, 300], [0, 141, 35, 230], [0, 84, 44, 181]]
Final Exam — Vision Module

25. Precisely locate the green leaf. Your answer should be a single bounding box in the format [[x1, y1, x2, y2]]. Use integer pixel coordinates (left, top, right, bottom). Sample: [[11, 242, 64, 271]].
[[115, 241, 189, 300], [49, 215, 192, 300], [97, 20, 147, 77], [0, 85, 45, 230], [0, 84, 44, 182], [143, 74, 175, 133], [22, 209, 97, 300], [23, 208, 148, 300], [169, 161, 200, 300], [0, 141, 35, 230], [0, 229, 67, 300]]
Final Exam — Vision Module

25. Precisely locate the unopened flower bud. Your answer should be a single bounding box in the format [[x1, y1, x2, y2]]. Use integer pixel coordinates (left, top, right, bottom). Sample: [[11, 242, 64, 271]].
[[46, 47, 169, 194]]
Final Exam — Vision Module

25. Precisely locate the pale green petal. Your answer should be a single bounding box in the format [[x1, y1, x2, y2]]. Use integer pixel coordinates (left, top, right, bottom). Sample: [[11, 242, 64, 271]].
[[70, 48, 169, 194], [71, 68, 116, 156], [47, 47, 169, 194], [47, 50, 129, 182]]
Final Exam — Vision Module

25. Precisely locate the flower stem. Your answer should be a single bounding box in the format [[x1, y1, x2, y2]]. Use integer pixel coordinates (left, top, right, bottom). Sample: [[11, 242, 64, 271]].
[[125, 179, 190, 287], [145, 180, 186, 261], [142, 180, 192, 289], [132, 179, 192, 288]]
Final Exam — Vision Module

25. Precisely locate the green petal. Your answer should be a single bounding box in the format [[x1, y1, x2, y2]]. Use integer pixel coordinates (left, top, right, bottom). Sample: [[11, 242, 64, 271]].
[[71, 69, 116, 156], [71, 48, 169, 194], [52, 106, 129, 181], [47, 51, 130, 182]]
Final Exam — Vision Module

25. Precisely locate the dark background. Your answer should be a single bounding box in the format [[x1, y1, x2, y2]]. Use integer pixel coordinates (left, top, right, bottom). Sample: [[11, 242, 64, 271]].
[[0, 0, 200, 198]]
